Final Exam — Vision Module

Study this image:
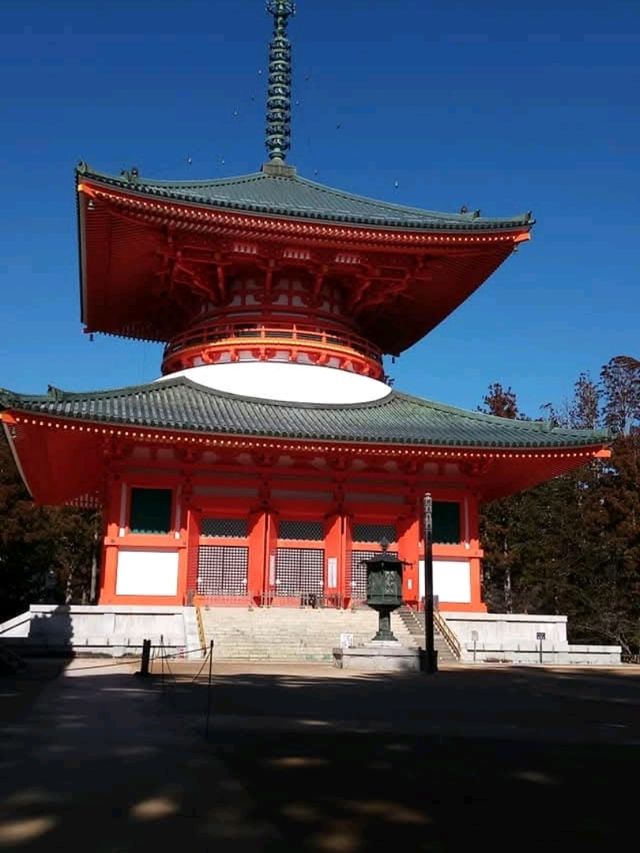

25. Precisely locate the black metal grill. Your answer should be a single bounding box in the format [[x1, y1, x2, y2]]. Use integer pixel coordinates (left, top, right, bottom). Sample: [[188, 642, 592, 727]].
[[278, 520, 324, 541], [201, 518, 248, 538], [352, 523, 397, 544], [275, 547, 324, 598], [197, 545, 248, 596], [349, 549, 399, 600]]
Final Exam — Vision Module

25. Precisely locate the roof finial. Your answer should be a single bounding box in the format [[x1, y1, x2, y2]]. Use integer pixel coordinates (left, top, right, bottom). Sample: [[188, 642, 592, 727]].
[[265, 1, 295, 164]]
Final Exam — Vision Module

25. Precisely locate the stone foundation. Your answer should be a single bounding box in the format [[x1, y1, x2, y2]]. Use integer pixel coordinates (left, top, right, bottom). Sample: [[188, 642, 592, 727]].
[[333, 641, 421, 672]]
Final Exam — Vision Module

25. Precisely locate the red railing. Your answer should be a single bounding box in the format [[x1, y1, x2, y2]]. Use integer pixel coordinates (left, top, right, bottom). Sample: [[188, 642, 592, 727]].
[[163, 320, 382, 366]]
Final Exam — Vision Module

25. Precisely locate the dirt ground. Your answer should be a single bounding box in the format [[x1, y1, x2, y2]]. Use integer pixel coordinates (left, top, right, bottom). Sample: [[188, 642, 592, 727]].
[[1, 659, 639, 851]]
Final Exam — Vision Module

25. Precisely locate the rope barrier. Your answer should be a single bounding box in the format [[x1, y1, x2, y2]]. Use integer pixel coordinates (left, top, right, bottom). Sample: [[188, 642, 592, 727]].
[[61, 644, 209, 673], [191, 643, 213, 683]]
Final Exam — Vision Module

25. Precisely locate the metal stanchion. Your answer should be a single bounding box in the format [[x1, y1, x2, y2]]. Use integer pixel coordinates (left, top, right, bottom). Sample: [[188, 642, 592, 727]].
[[204, 640, 214, 738], [136, 638, 151, 677], [537, 631, 545, 664]]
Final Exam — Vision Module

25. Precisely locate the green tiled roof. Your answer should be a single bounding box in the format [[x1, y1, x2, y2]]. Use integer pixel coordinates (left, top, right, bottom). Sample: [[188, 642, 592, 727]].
[[0, 378, 606, 450], [77, 164, 532, 232]]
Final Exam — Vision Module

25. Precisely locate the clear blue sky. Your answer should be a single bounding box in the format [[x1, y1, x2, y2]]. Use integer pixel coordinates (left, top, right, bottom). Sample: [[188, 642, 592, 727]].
[[1, 0, 638, 416]]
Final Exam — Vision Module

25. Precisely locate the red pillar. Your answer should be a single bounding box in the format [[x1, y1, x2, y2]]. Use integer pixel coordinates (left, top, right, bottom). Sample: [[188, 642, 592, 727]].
[[184, 498, 200, 604], [397, 512, 420, 605], [99, 474, 122, 604], [324, 514, 342, 606], [467, 494, 486, 611], [341, 515, 354, 605], [247, 510, 268, 604]]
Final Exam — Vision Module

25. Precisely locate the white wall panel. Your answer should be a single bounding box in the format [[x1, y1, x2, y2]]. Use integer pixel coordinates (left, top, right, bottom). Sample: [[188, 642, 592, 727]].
[[418, 559, 471, 603], [115, 550, 179, 596]]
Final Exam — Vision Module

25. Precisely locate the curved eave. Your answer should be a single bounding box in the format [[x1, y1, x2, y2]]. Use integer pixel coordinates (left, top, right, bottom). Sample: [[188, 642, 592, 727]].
[[76, 169, 534, 236], [0, 409, 609, 507], [0, 380, 610, 451], [76, 177, 531, 351], [1, 379, 609, 506]]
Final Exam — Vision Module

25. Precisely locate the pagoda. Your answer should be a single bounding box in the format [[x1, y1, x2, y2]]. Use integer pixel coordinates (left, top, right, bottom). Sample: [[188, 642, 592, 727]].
[[1, 2, 608, 613]]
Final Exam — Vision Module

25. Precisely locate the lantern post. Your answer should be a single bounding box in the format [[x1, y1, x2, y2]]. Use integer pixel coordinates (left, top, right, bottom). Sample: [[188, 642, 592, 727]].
[[422, 493, 438, 673]]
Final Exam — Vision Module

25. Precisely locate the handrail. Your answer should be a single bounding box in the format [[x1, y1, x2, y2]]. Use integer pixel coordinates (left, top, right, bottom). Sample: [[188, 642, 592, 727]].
[[195, 606, 206, 652], [434, 609, 462, 660], [164, 320, 382, 363], [0, 611, 33, 636]]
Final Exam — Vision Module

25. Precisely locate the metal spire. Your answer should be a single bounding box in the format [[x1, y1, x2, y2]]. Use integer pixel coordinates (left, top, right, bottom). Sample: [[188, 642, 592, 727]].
[[265, 1, 295, 164]]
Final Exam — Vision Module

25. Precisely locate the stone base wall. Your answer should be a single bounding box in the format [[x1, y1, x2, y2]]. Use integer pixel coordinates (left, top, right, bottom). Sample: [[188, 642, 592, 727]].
[[0, 604, 202, 659], [442, 612, 621, 665]]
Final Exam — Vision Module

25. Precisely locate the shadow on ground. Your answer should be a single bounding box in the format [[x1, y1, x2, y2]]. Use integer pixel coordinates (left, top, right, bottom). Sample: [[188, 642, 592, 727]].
[[0, 664, 638, 852]]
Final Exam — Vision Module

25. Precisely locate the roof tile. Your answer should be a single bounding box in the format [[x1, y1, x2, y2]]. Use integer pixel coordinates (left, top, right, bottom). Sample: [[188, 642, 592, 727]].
[[78, 166, 532, 232], [1, 378, 606, 450]]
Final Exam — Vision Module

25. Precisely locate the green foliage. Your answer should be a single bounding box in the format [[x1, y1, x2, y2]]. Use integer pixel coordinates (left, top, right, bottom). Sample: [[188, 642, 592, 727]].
[[480, 357, 640, 656], [0, 431, 99, 622]]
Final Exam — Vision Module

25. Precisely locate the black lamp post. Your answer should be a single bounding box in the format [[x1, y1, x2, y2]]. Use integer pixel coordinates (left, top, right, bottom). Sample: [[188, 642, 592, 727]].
[[422, 493, 438, 673], [363, 540, 404, 642]]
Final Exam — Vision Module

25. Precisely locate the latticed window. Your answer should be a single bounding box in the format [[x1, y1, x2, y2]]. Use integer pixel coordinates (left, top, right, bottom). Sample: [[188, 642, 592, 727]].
[[197, 545, 248, 596], [278, 520, 324, 541], [352, 523, 397, 544], [201, 518, 248, 539], [350, 549, 399, 600], [275, 548, 324, 597]]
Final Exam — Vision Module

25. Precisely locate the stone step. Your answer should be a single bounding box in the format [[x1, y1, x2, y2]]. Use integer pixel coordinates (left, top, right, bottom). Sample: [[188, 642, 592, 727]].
[[198, 606, 450, 663]]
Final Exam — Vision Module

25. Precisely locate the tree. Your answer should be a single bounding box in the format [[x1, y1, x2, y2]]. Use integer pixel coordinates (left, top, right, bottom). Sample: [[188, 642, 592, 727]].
[[481, 382, 519, 419], [478, 384, 523, 612], [601, 355, 640, 435], [0, 431, 99, 622], [479, 358, 640, 656]]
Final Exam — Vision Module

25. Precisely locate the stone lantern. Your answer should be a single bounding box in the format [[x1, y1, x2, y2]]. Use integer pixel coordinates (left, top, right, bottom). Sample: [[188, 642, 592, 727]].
[[363, 540, 404, 642]]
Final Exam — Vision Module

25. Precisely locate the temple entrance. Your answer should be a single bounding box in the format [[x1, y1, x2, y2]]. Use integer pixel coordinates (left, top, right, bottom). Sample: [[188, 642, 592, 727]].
[[274, 548, 324, 603], [274, 519, 325, 605], [197, 517, 249, 599]]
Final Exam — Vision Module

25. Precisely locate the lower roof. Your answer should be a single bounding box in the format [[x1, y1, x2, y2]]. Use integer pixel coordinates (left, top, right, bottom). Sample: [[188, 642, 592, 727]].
[[0, 378, 607, 450]]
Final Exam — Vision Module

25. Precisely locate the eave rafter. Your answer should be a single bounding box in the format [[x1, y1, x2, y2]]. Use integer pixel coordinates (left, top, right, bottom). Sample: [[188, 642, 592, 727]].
[[78, 182, 530, 253], [5, 410, 609, 464]]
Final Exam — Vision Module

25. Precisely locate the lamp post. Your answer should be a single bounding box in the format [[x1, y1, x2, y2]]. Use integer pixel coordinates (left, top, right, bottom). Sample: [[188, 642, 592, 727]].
[[422, 493, 438, 673]]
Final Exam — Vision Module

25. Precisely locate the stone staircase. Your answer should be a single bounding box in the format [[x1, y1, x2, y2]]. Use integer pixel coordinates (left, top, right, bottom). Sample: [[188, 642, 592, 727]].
[[396, 607, 459, 664], [199, 606, 456, 663]]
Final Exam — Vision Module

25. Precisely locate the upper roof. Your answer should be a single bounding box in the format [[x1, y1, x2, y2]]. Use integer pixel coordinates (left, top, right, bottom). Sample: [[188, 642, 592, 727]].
[[0, 377, 606, 450], [77, 163, 533, 232]]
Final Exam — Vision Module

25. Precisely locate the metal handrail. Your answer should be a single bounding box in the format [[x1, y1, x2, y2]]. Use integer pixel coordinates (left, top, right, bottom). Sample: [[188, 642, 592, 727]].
[[434, 609, 462, 660], [195, 606, 206, 652]]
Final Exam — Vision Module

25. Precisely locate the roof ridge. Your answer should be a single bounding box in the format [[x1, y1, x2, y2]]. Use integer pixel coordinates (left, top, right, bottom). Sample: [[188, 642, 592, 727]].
[[77, 165, 533, 229], [292, 173, 529, 225], [1, 381, 610, 447], [77, 165, 266, 190], [162, 376, 397, 411], [0, 377, 396, 412], [394, 390, 609, 438]]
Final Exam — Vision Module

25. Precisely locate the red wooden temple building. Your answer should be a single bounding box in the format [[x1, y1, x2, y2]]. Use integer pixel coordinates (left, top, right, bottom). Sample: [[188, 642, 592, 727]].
[[1, 2, 608, 614]]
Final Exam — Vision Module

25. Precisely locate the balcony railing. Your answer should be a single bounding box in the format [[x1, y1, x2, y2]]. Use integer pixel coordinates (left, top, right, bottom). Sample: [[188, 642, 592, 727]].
[[164, 320, 382, 366]]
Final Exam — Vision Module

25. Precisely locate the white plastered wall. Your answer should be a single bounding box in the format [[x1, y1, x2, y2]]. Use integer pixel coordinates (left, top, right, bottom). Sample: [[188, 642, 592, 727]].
[[419, 559, 472, 604], [115, 550, 179, 596]]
